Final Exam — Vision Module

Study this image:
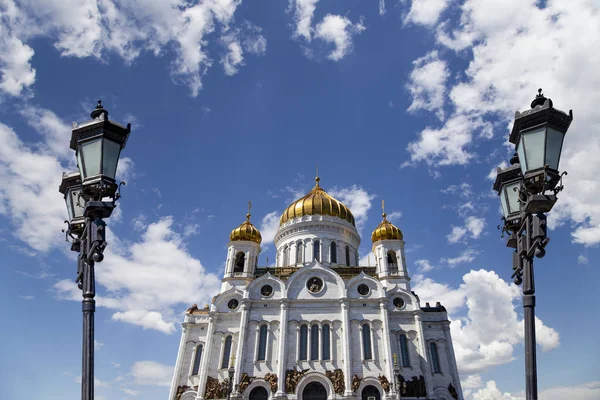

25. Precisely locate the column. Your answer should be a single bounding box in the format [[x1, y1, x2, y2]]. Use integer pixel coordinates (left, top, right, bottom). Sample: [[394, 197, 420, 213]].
[[379, 301, 396, 397], [340, 300, 353, 396], [276, 302, 289, 398], [358, 324, 365, 360], [309, 239, 314, 262], [168, 321, 191, 399], [244, 251, 250, 272], [233, 303, 249, 392], [318, 324, 323, 360], [290, 242, 297, 265], [307, 324, 312, 360], [196, 315, 216, 400], [414, 312, 434, 398], [443, 322, 463, 400]]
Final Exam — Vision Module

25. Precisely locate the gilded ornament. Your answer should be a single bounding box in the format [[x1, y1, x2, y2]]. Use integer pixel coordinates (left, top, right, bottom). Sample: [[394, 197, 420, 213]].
[[351, 374, 362, 392], [230, 201, 262, 244], [378, 375, 390, 393], [264, 373, 278, 393], [325, 369, 345, 394]]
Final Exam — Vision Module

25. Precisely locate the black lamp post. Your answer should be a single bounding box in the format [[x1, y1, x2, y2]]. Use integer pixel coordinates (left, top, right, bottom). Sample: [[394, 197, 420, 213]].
[[494, 89, 572, 400], [59, 100, 131, 400], [227, 364, 235, 400]]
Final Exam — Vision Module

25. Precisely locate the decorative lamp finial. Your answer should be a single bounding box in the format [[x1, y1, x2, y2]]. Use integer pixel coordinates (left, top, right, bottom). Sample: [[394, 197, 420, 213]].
[[530, 88, 547, 108], [90, 99, 108, 120]]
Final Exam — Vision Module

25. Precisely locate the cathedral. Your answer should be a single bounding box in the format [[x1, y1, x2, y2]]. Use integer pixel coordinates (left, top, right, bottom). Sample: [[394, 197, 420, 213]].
[[168, 177, 463, 400]]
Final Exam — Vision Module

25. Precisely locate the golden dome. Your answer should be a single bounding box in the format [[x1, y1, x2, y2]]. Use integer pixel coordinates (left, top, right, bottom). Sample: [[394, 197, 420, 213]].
[[280, 177, 355, 226], [371, 213, 403, 242], [230, 206, 262, 244]]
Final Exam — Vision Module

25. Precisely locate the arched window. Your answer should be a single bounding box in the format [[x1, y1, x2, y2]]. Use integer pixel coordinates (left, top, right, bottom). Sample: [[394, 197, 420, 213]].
[[299, 325, 308, 360], [296, 242, 303, 264], [430, 342, 441, 373], [387, 251, 398, 265], [362, 324, 372, 360], [257, 325, 268, 361], [345, 246, 350, 266], [322, 324, 331, 360], [221, 336, 232, 369], [399, 334, 410, 367], [191, 344, 203, 375], [283, 246, 289, 266], [330, 242, 337, 263], [233, 252, 245, 273], [313, 240, 320, 261], [310, 324, 319, 360]]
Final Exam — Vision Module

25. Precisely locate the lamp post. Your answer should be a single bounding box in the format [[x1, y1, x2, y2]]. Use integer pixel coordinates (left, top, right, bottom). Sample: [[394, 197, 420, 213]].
[[59, 100, 131, 400], [227, 364, 235, 400], [493, 89, 572, 400]]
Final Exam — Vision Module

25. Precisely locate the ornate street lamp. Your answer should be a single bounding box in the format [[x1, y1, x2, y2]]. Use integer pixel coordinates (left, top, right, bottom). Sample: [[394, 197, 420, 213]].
[[60, 100, 132, 400], [227, 364, 235, 400], [494, 89, 572, 400], [71, 100, 131, 200]]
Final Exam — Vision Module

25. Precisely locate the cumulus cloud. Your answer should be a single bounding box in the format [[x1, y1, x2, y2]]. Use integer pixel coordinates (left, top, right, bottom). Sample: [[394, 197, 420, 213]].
[[413, 269, 559, 382], [447, 216, 486, 243], [260, 211, 281, 244], [55, 217, 221, 334], [329, 185, 376, 233], [404, 0, 450, 27], [130, 361, 173, 387], [407, 51, 449, 120], [415, 259, 436, 272], [0, 0, 266, 97], [442, 248, 479, 267], [288, 0, 365, 61], [405, 0, 600, 244]]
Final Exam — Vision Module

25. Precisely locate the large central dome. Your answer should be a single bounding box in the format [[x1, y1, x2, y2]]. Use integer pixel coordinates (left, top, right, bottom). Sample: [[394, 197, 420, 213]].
[[279, 177, 355, 226]]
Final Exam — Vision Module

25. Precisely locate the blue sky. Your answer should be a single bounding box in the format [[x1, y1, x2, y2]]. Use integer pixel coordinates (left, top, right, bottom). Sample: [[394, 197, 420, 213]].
[[0, 0, 599, 399]]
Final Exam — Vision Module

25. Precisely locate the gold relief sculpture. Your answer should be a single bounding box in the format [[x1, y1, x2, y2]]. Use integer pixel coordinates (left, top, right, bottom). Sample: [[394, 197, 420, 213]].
[[325, 369, 345, 394], [185, 304, 198, 314], [175, 385, 190, 400], [205, 376, 228, 399], [285, 368, 309, 393], [238, 373, 254, 393], [264, 373, 278, 393], [351, 374, 362, 392], [378, 375, 390, 393], [397, 375, 427, 398]]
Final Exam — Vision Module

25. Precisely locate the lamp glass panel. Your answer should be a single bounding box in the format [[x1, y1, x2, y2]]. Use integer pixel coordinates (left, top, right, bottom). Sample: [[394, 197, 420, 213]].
[[500, 190, 509, 219], [80, 139, 102, 178], [506, 181, 521, 215], [65, 190, 74, 221], [545, 127, 565, 170], [77, 150, 84, 182], [71, 189, 85, 218], [517, 138, 527, 175], [102, 139, 121, 179], [522, 127, 546, 172]]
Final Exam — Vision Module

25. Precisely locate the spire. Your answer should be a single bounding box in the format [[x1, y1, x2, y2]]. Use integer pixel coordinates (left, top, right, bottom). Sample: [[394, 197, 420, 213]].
[[247, 200, 252, 221], [315, 162, 320, 187], [382, 199, 387, 220]]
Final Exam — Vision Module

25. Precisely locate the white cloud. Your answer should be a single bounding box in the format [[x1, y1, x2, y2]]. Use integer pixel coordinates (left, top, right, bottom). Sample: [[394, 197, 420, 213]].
[[379, 0, 386, 16], [413, 269, 559, 381], [130, 361, 173, 387], [54, 217, 221, 334], [386, 211, 402, 222], [122, 388, 140, 397], [578, 255, 588, 265], [487, 161, 509, 181], [220, 22, 267, 76], [404, 0, 450, 27], [94, 340, 104, 350], [0, 0, 266, 97], [471, 380, 520, 400], [442, 248, 479, 267], [19, 294, 34, 300], [314, 14, 366, 61], [289, 0, 319, 41], [329, 185, 375, 232], [407, 51, 449, 120], [447, 226, 467, 244], [538, 380, 600, 400], [260, 211, 281, 244], [441, 182, 473, 198], [415, 259, 436, 272], [447, 216, 486, 243], [406, 0, 600, 244]]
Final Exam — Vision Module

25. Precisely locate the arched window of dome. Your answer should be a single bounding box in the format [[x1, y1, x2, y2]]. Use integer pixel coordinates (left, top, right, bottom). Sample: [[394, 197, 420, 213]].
[[430, 342, 441, 373], [314, 240, 320, 262], [221, 335, 232, 369], [191, 344, 203, 375], [296, 242, 303, 264], [322, 324, 331, 360], [362, 324, 372, 360], [310, 324, 319, 360], [330, 242, 337, 263], [257, 324, 268, 361], [345, 246, 350, 266], [233, 252, 245, 273], [387, 251, 398, 274], [283, 246, 289, 266], [299, 325, 308, 360], [399, 334, 410, 367]]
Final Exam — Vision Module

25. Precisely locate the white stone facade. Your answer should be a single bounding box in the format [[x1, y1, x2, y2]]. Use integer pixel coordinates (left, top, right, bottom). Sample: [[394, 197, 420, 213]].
[[169, 216, 463, 400]]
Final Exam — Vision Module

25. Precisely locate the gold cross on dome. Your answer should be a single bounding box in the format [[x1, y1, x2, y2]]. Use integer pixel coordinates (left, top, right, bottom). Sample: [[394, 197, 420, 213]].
[[382, 199, 385, 214]]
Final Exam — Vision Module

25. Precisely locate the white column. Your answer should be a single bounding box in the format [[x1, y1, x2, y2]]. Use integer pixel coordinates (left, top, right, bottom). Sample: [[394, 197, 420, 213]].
[[276, 302, 289, 397], [244, 251, 250, 272], [233, 303, 249, 391], [196, 315, 216, 400], [307, 323, 312, 360], [414, 312, 434, 398], [380, 301, 396, 394], [358, 324, 365, 359], [443, 322, 463, 400], [318, 324, 323, 360], [309, 239, 314, 262], [168, 321, 191, 399], [340, 300, 353, 396], [290, 242, 297, 265], [296, 325, 301, 361]]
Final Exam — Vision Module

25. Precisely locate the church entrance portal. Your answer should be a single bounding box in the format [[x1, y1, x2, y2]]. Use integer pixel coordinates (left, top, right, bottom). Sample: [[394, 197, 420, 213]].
[[302, 382, 327, 400], [249, 386, 268, 400], [361, 385, 381, 400]]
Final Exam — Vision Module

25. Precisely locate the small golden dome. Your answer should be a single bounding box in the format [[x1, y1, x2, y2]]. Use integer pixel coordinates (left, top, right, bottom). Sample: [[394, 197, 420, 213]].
[[371, 213, 403, 242], [230, 207, 262, 244], [280, 177, 355, 226]]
